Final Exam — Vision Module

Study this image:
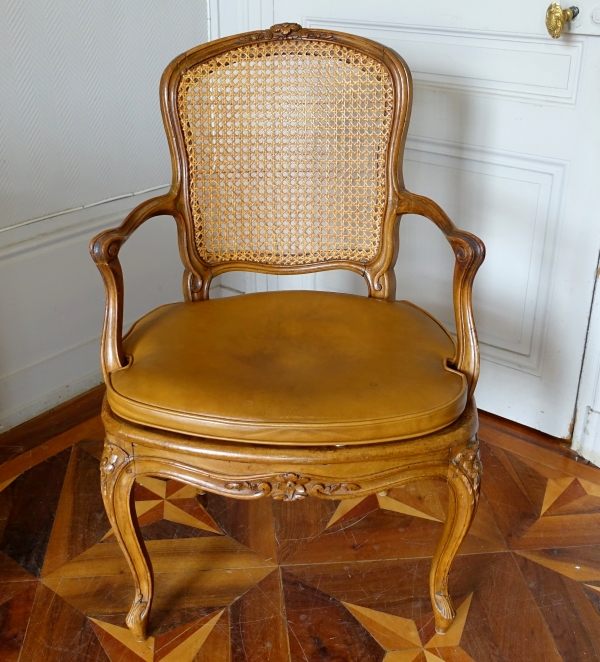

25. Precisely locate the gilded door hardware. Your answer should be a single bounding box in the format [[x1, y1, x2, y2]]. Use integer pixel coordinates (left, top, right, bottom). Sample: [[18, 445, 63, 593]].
[[546, 2, 580, 38]]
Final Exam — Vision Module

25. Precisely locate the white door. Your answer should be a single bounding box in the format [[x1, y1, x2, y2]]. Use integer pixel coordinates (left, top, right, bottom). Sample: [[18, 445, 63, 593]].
[[212, 1, 600, 444]]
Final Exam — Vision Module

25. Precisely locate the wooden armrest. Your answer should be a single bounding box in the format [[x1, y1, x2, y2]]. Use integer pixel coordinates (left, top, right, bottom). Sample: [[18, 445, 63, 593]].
[[397, 191, 486, 396], [89, 193, 176, 376]]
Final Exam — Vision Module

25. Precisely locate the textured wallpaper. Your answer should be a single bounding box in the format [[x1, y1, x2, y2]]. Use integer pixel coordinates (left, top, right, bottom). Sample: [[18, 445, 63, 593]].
[[0, 1, 208, 231]]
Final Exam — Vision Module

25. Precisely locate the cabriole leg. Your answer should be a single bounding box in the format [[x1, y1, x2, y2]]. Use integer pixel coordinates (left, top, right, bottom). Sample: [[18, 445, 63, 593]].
[[430, 437, 481, 634], [101, 440, 153, 641]]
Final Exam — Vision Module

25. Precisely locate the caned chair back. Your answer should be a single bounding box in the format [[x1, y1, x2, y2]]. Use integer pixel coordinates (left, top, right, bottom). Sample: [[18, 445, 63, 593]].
[[160, 23, 412, 295]]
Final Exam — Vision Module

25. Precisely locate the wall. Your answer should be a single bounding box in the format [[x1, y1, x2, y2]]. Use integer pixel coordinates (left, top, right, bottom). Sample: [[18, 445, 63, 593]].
[[0, 1, 209, 431]]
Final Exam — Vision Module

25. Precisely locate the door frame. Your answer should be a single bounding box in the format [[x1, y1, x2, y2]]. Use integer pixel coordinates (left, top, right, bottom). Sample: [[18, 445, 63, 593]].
[[573, 263, 600, 465]]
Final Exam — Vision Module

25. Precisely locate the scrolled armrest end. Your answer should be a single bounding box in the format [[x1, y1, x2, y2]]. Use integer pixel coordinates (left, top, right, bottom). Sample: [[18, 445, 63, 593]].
[[448, 231, 485, 269], [90, 230, 127, 265]]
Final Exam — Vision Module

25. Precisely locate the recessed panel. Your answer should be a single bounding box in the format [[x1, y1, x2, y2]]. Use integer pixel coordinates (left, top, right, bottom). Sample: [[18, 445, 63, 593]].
[[305, 18, 583, 104], [395, 138, 566, 375]]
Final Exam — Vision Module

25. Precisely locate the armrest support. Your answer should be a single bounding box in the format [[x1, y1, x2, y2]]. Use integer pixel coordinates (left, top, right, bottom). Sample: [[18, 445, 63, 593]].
[[397, 191, 486, 396], [90, 193, 176, 376]]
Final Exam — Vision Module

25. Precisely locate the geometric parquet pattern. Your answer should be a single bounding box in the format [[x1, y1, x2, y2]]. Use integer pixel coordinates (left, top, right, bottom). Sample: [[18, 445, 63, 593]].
[[1, 409, 600, 660]]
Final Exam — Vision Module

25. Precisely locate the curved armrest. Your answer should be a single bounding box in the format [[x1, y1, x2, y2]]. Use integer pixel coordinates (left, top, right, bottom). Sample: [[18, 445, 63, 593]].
[[89, 193, 176, 376], [397, 191, 485, 396]]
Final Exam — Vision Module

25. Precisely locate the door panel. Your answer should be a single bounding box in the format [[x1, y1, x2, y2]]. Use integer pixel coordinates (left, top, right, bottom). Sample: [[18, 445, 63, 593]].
[[214, 0, 600, 438]]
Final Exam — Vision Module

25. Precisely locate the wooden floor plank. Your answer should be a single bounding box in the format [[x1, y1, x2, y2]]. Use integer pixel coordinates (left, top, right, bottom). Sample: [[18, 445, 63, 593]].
[[0, 416, 104, 486], [0, 386, 104, 466], [0, 448, 72, 577], [514, 553, 600, 662], [41, 444, 111, 578], [282, 567, 385, 662], [19, 583, 110, 662], [480, 420, 600, 485], [230, 569, 291, 662], [194, 608, 231, 662], [0, 581, 37, 662], [466, 552, 563, 662]]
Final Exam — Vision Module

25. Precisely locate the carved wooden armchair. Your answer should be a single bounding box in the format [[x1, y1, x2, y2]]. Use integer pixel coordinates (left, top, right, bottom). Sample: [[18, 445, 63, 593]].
[[91, 23, 485, 642]]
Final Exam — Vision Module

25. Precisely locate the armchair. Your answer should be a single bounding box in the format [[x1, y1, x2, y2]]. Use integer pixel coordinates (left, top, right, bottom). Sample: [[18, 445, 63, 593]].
[[91, 23, 485, 643]]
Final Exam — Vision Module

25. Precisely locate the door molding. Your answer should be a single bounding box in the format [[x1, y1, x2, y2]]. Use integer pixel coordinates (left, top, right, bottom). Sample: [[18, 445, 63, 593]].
[[303, 17, 584, 105], [214, 2, 585, 108], [403, 136, 568, 376]]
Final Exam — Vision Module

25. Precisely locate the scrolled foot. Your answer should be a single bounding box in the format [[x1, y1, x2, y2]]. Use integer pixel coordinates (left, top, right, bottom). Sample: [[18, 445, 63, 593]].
[[433, 591, 456, 634], [126, 592, 150, 641]]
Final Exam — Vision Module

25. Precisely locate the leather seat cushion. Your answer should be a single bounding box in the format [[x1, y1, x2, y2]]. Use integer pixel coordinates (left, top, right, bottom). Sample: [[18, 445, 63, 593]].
[[107, 291, 467, 445]]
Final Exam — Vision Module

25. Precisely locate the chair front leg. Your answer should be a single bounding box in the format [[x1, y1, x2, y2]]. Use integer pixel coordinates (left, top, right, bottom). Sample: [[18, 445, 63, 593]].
[[101, 440, 153, 641], [430, 437, 481, 634]]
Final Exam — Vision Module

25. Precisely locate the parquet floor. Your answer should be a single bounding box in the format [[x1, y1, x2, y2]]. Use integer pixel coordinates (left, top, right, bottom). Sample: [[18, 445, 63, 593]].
[[0, 390, 599, 661]]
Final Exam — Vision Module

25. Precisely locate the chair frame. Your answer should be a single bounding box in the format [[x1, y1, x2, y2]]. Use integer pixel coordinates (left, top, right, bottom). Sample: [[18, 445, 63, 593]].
[[91, 23, 485, 642]]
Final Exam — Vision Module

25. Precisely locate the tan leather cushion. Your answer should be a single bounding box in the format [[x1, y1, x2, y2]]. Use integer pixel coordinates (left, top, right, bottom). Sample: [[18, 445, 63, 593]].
[[108, 291, 467, 445]]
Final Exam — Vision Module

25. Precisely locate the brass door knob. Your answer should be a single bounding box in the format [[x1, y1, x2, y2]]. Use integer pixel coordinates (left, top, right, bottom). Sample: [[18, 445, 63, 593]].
[[546, 2, 579, 38]]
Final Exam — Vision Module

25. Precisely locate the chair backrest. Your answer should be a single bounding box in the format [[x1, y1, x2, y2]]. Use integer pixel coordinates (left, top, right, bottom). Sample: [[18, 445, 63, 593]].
[[161, 23, 412, 298]]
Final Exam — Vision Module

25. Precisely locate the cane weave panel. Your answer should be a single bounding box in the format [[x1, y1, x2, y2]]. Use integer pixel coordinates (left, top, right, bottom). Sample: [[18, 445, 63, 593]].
[[177, 40, 394, 266]]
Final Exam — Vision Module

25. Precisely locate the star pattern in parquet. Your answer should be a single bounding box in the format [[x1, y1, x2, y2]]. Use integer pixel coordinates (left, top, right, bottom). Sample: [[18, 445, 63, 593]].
[[343, 593, 475, 661], [90, 609, 226, 661], [102, 476, 223, 540], [0, 411, 600, 661]]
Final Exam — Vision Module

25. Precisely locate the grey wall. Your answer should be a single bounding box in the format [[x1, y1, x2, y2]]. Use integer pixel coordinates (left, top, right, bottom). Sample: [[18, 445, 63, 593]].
[[0, 2, 210, 431]]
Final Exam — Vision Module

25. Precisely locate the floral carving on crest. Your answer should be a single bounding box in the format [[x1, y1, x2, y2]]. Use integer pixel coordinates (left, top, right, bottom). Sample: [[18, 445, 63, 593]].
[[238, 23, 310, 43], [270, 23, 302, 38]]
